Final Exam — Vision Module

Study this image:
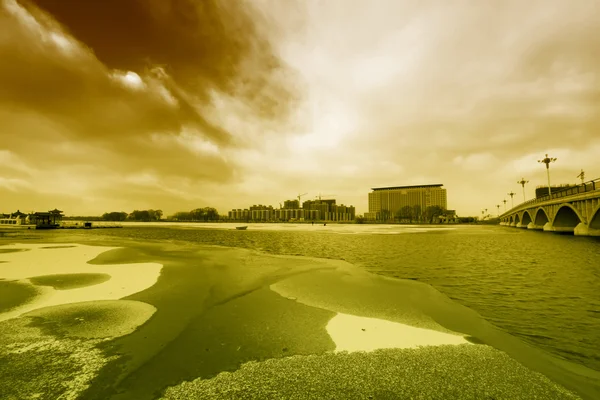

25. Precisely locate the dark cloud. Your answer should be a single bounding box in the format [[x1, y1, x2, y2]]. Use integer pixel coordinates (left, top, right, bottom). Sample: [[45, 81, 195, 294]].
[[23, 0, 299, 119], [0, 0, 300, 214], [0, 3, 230, 145]]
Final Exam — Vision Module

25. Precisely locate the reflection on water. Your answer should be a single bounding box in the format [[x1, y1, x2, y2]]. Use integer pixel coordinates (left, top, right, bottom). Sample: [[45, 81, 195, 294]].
[[71, 223, 600, 372]]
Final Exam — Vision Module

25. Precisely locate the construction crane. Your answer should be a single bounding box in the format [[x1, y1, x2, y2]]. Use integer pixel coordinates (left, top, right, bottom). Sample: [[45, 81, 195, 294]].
[[297, 193, 308, 203], [315, 193, 335, 201]]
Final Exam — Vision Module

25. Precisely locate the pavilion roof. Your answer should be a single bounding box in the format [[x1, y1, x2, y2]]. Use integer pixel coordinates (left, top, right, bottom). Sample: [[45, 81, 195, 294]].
[[49, 209, 63, 214]]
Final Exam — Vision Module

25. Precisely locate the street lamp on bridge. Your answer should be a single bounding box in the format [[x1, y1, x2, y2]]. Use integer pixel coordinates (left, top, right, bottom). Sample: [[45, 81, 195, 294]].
[[538, 153, 557, 196], [517, 178, 529, 203], [496, 204, 500, 217], [502, 199, 507, 212], [507, 191, 516, 208], [577, 169, 585, 185]]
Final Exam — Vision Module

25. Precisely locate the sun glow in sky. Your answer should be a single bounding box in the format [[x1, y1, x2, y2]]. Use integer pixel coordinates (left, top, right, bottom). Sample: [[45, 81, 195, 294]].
[[1, 0, 599, 216]]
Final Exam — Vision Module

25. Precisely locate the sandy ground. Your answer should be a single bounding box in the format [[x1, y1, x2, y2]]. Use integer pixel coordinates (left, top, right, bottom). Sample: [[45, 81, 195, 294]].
[[0, 239, 597, 400]]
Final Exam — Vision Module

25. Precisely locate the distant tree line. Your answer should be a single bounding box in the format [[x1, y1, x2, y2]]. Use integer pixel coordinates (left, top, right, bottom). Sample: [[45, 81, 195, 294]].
[[101, 209, 163, 221], [354, 206, 478, 224], [168, 207, 220, 222], [382, 205, 447, 223]]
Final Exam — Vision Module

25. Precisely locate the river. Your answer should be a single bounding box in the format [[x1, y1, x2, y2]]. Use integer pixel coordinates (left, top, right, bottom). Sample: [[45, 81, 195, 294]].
[[1, 222, 599, 399], [88, 222, 600, 372]]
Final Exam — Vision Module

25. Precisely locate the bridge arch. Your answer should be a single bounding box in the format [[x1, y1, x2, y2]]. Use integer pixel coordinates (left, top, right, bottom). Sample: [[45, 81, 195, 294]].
[[534, 208, 550, 226], [551, 204, 583, 232], [514, 214, 521, 226], [521, 210, 533, 226], [590, 205, 600, 230]]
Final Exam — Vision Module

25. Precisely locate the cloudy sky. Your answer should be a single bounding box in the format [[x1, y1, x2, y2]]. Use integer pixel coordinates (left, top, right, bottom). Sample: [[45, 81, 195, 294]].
[[1, 0, 599, 217]]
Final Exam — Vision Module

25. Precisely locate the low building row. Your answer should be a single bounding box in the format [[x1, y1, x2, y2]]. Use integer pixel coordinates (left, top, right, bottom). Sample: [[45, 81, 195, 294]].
[[227, 199, 356, 222]]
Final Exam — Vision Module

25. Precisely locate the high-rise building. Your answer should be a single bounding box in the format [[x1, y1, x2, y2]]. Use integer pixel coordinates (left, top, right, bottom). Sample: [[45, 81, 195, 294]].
[[283, 199, 300, 209], [366, 184, 447, 220]]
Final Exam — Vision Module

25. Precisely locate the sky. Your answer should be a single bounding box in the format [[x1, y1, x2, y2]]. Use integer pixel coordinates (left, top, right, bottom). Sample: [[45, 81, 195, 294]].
[[1, 0, 599, 217]]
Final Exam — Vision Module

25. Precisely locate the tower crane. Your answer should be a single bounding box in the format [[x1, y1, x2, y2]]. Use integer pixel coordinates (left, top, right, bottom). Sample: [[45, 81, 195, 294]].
[[316, 193, 335, 201], [297, 193, 308, 203]]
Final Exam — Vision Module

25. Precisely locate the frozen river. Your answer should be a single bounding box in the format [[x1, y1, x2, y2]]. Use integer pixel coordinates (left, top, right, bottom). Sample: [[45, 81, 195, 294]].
[[1, 223, 599, 399]]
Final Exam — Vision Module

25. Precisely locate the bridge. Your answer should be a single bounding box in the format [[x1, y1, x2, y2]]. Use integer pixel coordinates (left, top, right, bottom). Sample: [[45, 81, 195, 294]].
[[499, 178, 600, 236]]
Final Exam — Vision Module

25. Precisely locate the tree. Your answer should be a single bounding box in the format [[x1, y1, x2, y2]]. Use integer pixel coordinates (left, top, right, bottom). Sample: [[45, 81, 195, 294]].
[[412, 205, 422, 223], [102, 211, 128, 221], [128, 210, 151, 221], [424, 205, 445, 223], [396, 206, 413, 222], [380, 209, 390, 222], [170, 211, 191, 221]]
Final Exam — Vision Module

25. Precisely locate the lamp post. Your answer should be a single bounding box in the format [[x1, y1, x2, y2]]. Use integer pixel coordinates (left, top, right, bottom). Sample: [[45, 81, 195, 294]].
[[538, 153, 557, 197], [577, 169, 585, 185], [507, 191, 516, 209], [502, 199, 507, 212], [517, 178, 529, 203], [496, 204, 500, 217]]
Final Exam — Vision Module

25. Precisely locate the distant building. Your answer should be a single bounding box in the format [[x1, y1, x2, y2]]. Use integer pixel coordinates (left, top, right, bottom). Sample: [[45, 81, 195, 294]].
[[227, 198, 355, 222], [283, 199, 300, 209], [437, 210, 459, 223], [366, 184, 448, 221]]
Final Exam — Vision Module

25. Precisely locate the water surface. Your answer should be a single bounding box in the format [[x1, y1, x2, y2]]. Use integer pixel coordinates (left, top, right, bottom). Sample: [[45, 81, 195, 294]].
[[71, 223, 600, 372]]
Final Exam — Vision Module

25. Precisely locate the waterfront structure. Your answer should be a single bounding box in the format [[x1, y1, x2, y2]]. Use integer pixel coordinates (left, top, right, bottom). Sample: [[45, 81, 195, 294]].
[[227, 199, 355, 222], [365, 184, 447, 220], [500, 178, 600, 236], [0, 209, 63, 229], [0, 210, 32, 228], [29, 209, 64, 229]]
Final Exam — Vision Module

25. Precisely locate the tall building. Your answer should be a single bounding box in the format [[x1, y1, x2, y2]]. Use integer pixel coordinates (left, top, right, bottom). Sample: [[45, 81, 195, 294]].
[[366, 184, 447, 220]]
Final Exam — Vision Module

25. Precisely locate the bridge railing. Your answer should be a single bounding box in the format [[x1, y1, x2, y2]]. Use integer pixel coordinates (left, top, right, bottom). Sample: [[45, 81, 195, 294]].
[[501, 177, 600, 217]]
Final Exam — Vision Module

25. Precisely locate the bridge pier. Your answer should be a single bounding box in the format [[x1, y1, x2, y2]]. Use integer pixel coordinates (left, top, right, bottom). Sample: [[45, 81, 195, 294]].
[[573, 223, 600, 236], [542, 222, 554, 232], [516, 222, 527, 229], [574, 223, 589, 236], [527, 223, 543, 230]]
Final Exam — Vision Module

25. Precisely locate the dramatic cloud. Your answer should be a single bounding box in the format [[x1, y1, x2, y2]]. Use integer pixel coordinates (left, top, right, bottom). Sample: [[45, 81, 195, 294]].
[[1, 0, 599, 216], [0, 0, 300, 214]]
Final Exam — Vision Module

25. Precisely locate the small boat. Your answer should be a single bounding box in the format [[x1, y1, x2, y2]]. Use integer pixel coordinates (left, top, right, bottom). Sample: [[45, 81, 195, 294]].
[[235, 226, 248, 230]]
